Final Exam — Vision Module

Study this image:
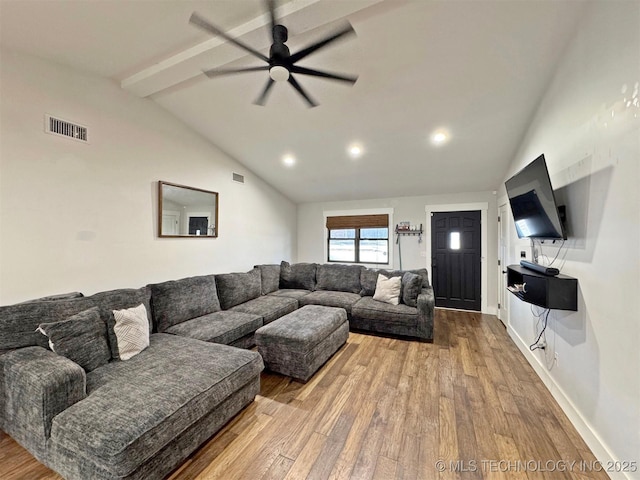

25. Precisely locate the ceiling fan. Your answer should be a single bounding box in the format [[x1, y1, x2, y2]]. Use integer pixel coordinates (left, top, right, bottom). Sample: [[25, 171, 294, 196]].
[[189, 0, 358, 107]]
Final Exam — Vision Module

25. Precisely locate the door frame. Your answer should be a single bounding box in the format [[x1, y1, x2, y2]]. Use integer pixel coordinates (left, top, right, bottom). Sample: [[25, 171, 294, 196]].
[[425, 202, 488, 314], [497, 199, 511, 326]]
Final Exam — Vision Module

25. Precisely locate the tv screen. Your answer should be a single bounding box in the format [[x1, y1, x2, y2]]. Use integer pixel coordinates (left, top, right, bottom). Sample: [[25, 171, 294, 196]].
[[505, 154, 566, 239]]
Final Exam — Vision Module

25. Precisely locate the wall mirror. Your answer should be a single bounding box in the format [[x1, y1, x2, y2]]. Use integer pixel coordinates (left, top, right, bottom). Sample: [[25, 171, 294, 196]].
[[158, 181, 218, 237]]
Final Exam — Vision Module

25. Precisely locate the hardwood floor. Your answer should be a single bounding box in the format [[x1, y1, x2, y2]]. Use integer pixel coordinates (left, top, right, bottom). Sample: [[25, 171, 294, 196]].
[[0, 310, 609, 480]]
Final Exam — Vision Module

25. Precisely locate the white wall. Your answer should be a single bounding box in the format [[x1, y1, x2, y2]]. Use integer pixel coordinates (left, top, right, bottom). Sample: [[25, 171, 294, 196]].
[[297, 190, 498, 313], [499, 2, 639, 477], [0, 50, 297, 304]]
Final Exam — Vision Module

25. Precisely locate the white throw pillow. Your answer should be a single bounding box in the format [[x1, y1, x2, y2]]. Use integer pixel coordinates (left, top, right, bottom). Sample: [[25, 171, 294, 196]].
[[112, 303, 150, 360], [372, 274, 401, 305]]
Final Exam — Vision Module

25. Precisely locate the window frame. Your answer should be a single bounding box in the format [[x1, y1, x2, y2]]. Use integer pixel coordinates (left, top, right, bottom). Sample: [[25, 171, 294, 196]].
[[323, 209, 394, 267], [327, 227, 389, 264]]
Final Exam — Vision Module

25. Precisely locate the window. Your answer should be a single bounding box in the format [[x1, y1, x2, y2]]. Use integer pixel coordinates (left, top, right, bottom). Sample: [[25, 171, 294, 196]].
[[326, 214, 389, 264]]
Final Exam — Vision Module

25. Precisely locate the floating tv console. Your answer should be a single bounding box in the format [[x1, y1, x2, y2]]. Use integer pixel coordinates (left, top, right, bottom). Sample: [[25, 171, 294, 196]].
[[506, 265, 578, 311]]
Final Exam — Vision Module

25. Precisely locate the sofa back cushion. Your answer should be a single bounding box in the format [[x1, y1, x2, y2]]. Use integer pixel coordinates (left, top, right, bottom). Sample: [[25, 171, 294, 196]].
[[215, 268, 262, 310], [316, 264, 363, 294], [149, 275, 221, 332], [255, 264, 280, 295], [280, 261, 317, 291], [0, 296, 96, 355], [89, 287, 153, 359]]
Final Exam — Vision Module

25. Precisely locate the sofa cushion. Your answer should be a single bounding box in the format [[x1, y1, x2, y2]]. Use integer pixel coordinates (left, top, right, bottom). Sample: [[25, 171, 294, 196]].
[[89, 287, 153, 359], [268, 289, 312, 300], [37, 307, 110, 372], [352, 296, 418, 326], [230, 295, 298, 324], [255, 264, 280, 294], [51, 334, 263, 478], [149, 275, 220, 332], [0, 296, 96, 355], [19, 292, 84, 303], [165, 311, 262, 345], [280, 261, 317, 291], [373, 274, 401, 306], [215, 268, 262, 310], [112, 304, 150, 360], [298, 290, 362, 314], [401, 272, 423, 307], [315, 264, 363, 294], [360, 268, 403, 296]]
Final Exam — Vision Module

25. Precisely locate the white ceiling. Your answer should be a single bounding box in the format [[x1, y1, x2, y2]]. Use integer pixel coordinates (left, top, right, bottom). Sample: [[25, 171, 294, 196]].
[[0, 0, 586, 203]]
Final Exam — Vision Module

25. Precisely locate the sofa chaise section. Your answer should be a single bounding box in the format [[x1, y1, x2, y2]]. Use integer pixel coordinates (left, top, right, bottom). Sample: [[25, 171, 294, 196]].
[[0, 288, 264, 480], [48, 334, 263, 480]]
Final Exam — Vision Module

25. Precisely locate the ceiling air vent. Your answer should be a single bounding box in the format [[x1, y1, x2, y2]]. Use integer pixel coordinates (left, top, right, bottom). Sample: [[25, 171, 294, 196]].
[[232, 173, 245, 184], [44, 114, 88, 143]]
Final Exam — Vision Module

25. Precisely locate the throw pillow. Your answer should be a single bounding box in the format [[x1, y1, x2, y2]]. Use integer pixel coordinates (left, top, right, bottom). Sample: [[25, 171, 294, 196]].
[[402, 272, 422, 307], [37, 306, 111, 372], [279, 261, 317, 291], [372, 274, 401, 306], [112, 303, 150, 360]]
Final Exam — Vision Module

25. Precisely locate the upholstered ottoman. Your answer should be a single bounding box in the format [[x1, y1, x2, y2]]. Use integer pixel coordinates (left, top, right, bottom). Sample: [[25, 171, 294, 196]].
[[255, 305, 348, 382]]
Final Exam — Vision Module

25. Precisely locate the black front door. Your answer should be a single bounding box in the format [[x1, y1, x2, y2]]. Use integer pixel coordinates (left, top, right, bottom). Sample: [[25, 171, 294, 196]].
[[431, 210, 481, 311], [189, 217, 209, 235]]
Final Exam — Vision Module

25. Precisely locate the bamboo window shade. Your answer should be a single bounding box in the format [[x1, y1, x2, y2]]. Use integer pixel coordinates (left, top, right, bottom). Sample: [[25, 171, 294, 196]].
[[326, 214, 389, 229]]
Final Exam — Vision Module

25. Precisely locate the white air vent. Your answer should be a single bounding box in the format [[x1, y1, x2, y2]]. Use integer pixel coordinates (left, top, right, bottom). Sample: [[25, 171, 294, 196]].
[[45, 114, 88, 143], [232, 173, 245, 184]]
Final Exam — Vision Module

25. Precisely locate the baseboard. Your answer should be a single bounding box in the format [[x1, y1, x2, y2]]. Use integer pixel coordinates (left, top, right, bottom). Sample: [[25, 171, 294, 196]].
[[507, 325, 630, 480]]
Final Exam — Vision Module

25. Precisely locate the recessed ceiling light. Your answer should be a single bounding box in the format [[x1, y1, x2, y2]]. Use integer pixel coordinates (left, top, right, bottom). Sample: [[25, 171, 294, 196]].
[[282, 154, 296, 167], [348, 144, 363, 158], [431, 129, 450, 146]]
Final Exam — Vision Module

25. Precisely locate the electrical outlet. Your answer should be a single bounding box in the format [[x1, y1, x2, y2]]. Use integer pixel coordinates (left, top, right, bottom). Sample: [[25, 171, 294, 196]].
[[554, 352, 559, 366]]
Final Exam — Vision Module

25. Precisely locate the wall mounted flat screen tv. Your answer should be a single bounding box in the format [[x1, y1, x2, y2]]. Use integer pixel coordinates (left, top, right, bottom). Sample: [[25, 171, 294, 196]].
[[505, 154, 566, 240]]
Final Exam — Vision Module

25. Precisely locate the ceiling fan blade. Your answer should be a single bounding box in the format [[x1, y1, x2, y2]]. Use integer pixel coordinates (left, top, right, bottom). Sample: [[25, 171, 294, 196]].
[[190, 12, 269, 63], [254, 78, 276, 106], [204, 65, 270, 78], [289, 23, 356, 64], [266, 0, 277, 40], [290, 65, 358, 84], [288, 75, 318, 108]]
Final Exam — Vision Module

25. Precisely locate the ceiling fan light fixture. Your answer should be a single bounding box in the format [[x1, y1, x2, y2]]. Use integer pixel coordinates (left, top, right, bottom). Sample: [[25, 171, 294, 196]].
[[269, 65, 290, 82]]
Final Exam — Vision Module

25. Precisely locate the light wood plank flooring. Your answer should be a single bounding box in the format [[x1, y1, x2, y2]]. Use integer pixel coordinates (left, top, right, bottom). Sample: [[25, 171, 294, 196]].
[[0, 310, 609, 479]]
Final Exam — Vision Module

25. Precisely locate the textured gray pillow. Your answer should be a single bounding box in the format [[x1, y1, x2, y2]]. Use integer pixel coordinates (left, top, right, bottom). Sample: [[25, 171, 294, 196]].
[[37, 307, 111, 372], [280, 261, 317, 291], [0, 296, 96, 354], [215, 268, 262, 310], [255, 264, 280, 294], [316, 264, 363, 293], [402, 272, 422, 307], [409, 268, 431, 288]]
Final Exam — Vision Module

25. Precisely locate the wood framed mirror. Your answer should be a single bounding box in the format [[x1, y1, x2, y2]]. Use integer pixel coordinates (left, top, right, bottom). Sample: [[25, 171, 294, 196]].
[[158, 181, 218, 238]]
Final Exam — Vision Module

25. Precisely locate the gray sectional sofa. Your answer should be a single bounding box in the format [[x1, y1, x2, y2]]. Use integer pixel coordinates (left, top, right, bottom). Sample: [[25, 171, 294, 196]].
[[0, 261, 434, 480]]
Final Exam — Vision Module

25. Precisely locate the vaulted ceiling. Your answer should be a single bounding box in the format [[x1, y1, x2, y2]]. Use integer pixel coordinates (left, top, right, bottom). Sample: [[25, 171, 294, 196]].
[[0, 0, 586, 203]]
